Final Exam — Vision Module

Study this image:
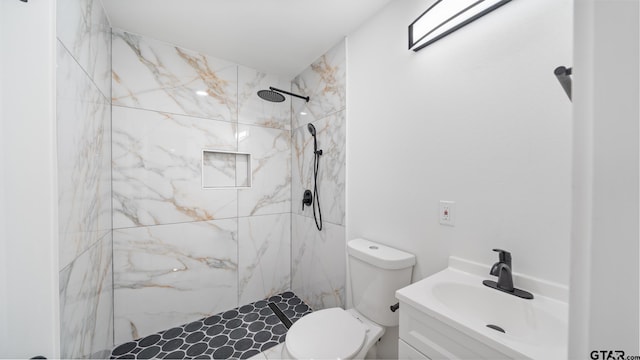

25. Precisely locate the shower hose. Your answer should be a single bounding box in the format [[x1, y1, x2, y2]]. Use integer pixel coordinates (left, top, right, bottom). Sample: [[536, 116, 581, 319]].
[[312, 144, 323, 231]]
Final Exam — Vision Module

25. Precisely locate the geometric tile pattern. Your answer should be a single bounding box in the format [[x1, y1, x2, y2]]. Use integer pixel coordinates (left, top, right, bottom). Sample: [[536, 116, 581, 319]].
[[110, 292, 312, 359]]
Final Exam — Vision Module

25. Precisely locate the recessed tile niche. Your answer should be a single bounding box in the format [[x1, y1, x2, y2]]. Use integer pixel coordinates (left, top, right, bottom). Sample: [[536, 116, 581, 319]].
[[202, 150, 252, 189]]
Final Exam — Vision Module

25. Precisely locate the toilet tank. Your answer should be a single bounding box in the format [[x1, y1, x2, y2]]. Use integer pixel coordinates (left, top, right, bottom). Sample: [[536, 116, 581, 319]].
[[347, 238, 415, 327]]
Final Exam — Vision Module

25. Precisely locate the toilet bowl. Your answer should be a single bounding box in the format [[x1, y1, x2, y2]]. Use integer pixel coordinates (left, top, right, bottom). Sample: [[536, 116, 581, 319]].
[[282, 238, 415, 359], [282, 308, 383, 359]]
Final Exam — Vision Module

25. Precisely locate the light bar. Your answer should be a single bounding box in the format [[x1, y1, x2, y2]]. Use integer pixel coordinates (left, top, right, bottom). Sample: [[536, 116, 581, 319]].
[[409, 0, 512, 52]]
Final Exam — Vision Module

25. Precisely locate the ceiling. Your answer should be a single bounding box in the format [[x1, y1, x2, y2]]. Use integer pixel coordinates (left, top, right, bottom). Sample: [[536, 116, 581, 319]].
[[101, 0, 394, 78]]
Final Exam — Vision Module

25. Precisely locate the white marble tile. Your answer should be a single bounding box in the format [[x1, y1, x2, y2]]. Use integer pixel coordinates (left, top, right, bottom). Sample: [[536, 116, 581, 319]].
[[112, 30, 237, 122], [59, 232, 113, 359], [238, 214, 291, 304], [248, 351, 268, 360], [291, 214, 346, 310], [235, 153, 251, 187], [113, 219, 238, 343], [292, 40, 346, 129], [292, 110, 346, 226], [238, 66, 291, 130], [263, 343, 287, 359], [57, 41, 112, 269], [202, 151, 239, 188], [112, 106, 238, 228], [238, 125, 291, 217], [57, 0, 111, 99]]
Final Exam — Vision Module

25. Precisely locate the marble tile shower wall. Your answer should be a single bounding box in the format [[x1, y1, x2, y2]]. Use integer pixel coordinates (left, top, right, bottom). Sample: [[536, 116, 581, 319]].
[[291, 40, 347, 311], [111, 29, 292, 344], [57, 0, 113, 358]]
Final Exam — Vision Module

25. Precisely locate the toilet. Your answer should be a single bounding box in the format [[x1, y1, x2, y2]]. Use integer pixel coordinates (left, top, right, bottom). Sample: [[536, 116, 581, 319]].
[[283, 238, 415, 359]]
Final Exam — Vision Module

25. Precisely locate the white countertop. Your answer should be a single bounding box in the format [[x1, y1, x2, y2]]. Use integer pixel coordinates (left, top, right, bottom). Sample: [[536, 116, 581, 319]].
[[395, 258, 568, 360]]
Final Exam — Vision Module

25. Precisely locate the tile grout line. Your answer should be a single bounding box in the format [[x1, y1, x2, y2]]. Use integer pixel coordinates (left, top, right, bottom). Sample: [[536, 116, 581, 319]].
[[236, 64, 241, 308]]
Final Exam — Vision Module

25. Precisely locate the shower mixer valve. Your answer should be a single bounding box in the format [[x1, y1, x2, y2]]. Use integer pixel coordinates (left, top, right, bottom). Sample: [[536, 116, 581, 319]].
[[302, 190, 313, 210]]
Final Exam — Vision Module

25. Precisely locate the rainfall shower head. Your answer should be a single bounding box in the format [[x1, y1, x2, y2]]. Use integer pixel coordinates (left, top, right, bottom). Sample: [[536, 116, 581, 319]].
[[257, 86, 310, 103], [307, 123, 316, 136], [257, 89, 286, 103]]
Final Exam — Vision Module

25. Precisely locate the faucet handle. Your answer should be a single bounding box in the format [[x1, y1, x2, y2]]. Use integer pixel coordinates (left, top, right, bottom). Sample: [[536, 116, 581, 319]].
[[492, 248, 512, 268]]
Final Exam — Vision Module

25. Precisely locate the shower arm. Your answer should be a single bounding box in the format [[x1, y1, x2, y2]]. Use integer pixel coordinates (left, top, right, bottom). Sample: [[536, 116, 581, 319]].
[[270, 87, 310, 103]]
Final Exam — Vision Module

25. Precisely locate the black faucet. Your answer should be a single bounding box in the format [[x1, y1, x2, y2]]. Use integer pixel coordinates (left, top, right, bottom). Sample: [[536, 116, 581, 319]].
[[489, 249, 514, 292], [483, 249, 534, 299]]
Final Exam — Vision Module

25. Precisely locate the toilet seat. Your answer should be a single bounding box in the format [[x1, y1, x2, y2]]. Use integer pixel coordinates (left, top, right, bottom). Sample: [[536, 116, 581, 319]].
[[285, 308, 366, 359]]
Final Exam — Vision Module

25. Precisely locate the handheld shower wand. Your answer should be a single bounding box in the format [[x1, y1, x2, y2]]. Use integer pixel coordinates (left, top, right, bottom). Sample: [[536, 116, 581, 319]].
[[307, 123, 323, 231], [307, 124, 323, 156]]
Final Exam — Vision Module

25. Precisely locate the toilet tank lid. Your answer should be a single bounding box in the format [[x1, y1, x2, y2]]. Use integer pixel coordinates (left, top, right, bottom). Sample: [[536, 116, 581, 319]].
[[347, 238, 416, 270]]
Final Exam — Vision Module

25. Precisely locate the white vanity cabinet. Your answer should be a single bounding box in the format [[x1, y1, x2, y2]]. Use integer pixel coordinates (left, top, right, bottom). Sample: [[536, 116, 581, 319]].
[[398, 300, 511, 360], [398, 338, 429, 359], [395, 258, 569, 360]]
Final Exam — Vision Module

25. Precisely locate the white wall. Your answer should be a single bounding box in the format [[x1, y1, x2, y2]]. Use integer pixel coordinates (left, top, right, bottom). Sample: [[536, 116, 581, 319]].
[[347, 0, 572, 285], [569, 0, 639, 357], [0, 0, 59, 358]]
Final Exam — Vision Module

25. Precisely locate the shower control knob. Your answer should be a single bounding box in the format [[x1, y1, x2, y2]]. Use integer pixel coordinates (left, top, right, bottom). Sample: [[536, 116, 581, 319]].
[[302, 190, 313, 210]]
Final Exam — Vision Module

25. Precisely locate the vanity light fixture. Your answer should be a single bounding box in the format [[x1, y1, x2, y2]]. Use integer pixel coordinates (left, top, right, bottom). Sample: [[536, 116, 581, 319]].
[[409, 0, 512, 52]]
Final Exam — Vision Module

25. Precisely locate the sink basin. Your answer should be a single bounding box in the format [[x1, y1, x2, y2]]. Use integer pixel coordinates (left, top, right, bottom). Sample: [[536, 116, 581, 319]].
[[396, 263, 568, 359], [431, 282, 565, 346]]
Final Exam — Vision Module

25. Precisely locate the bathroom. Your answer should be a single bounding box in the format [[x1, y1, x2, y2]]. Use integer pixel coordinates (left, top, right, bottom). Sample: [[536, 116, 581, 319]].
[[0, 0, 638, 359]]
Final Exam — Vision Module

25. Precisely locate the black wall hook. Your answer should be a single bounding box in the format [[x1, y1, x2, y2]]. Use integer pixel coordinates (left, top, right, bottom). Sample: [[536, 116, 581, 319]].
[[554, 66, 572, 101]]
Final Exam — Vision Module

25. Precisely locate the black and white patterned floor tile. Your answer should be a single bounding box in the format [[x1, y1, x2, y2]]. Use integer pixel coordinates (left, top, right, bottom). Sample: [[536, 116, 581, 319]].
[[110, 291, 312, 359]]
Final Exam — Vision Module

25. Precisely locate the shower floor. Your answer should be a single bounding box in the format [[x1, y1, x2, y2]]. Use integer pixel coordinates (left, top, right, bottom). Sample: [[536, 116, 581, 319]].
[[110, 291, 312, 359]]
